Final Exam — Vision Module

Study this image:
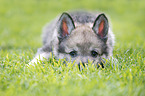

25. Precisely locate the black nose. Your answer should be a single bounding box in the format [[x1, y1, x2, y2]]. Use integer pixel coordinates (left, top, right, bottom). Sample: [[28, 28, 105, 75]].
[[78, 62, 86, 70], [97, 62, 104, 68], [78, 62, 104, 70]]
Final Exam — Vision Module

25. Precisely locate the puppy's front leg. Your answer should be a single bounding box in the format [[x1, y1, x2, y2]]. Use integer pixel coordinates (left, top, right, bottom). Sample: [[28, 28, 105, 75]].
[[28, 52, 50, 65]]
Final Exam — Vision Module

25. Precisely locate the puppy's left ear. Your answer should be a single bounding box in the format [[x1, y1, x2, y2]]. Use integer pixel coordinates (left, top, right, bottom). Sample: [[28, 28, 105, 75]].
[[92, 14, 109, 42], [57, 12, 75, 40]]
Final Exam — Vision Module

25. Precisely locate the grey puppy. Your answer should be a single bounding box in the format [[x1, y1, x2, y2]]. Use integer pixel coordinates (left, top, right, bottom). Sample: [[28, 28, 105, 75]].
[[29, 11, 115, 68]]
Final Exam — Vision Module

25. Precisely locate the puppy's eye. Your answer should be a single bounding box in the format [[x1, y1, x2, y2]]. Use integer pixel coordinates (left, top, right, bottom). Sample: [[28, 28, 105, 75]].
[[69, 51, 77, 57], [91, 50, 98, 57]]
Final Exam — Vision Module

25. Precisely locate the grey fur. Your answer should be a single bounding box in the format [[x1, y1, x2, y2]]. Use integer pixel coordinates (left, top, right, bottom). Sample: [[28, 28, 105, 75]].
[[29, 11, 115, 67]]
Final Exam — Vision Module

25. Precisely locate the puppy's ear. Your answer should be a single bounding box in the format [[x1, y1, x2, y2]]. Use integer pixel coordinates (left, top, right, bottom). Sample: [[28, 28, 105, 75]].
[[92, 14, 109, 42], [57, 12, 75, 40]]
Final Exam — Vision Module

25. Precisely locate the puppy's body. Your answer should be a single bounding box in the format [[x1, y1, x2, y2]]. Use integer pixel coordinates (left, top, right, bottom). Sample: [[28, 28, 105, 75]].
[[30, 11, 115, 67]]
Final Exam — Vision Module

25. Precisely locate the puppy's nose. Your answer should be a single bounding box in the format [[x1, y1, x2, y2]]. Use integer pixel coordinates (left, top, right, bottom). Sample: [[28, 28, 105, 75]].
[[97, 62, 104, 68], [78, 62, 87, 70]]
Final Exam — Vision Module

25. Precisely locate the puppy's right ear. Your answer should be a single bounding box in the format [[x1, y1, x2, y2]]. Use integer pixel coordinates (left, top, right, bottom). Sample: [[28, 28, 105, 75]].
[[57, 12, 75, 41]]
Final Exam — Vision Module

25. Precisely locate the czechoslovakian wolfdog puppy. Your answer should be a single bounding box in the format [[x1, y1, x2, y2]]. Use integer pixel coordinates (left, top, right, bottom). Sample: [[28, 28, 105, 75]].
[[30, 11, 115, 68]]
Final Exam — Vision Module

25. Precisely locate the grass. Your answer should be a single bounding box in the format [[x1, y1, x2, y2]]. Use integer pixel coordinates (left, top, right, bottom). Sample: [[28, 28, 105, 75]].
[[0, 0, 145, 96]]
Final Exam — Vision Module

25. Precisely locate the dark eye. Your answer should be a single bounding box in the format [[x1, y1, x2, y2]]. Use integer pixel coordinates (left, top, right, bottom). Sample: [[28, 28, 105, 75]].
[[69, 51, 77, 57], [91, 50, 98, 57]]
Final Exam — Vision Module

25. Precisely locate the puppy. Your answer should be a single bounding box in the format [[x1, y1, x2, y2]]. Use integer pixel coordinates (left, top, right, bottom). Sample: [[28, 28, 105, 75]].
[[30, 11, 115, 68]]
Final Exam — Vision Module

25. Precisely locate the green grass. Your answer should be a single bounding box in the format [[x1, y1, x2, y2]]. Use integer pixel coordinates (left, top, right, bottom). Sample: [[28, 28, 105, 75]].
[[0, 0, 145, 96]]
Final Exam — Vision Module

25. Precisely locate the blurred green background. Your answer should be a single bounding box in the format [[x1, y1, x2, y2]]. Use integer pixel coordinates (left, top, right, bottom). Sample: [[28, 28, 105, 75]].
[[0, 0, 145, 96], [0, 0, 145, 50]]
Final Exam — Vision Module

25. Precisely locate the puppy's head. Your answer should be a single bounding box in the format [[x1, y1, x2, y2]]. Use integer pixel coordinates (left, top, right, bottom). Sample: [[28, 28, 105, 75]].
[[57, 12, 109, 68]]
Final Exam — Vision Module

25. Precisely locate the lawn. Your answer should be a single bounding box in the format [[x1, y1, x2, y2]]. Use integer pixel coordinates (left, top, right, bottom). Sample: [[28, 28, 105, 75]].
[[0, 0, 145, 96]]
